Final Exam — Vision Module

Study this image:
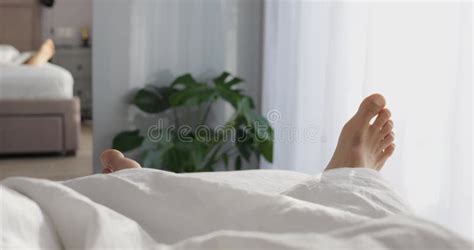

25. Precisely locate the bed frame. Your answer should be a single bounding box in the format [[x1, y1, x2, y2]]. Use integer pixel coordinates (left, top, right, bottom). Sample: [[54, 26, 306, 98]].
[[0, 0, 42, 51], [0, 98, 81, 155]]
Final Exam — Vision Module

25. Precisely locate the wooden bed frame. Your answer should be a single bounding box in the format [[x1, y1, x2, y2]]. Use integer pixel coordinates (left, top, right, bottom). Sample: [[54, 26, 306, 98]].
[[0, 98, 81, 155]]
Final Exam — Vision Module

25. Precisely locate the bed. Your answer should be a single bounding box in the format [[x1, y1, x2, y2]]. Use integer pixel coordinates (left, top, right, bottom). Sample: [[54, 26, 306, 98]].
[[1, 168, 471, 249], [0, 62, 80, 155]]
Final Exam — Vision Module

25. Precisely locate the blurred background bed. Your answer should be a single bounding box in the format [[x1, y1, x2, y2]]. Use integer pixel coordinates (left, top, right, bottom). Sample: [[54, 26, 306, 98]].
[[0, 62, 80, 155], [0, 0, 93, 180]]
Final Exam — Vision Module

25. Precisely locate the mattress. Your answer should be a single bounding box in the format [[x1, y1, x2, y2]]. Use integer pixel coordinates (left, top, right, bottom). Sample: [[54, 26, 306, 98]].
[[0, 63, 73, 100]]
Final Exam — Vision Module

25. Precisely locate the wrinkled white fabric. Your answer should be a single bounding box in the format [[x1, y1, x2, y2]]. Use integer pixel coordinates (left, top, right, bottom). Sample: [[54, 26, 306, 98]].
[[183, 169, 310, 194], [0, 186, 62, 249], [1, 168, 471, 249], [0, 63, 73, 100]]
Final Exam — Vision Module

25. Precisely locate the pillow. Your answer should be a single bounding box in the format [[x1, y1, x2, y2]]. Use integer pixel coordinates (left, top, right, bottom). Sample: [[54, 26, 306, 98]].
[[0, 45, 20, 64]]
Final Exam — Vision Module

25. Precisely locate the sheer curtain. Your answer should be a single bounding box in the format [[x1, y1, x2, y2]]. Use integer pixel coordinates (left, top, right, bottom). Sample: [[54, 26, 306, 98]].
[[262, 1, 472, 239], [127, 0, 262, 125]]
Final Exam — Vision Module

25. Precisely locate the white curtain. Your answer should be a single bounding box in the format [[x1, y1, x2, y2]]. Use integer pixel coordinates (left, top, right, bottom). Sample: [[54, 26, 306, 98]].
[[127, 0, 263, 126], [262, 1, 472, 239]]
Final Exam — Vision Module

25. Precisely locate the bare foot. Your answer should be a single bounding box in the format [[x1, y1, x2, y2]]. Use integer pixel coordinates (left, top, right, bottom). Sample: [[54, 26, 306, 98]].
[[100, 149, 142, 174], [25, 39, 55, 66], [325, 94, 395, 171]]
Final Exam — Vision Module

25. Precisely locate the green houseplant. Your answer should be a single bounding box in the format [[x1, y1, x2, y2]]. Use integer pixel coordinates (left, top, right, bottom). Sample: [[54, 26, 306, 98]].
[[112, 72, 273, 173]]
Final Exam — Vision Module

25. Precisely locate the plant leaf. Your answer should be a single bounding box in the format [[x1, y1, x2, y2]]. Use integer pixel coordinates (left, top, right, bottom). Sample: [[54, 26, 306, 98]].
[[112, 130, 144, 152], [236, 128, 254, 162], [159, 144, 186, 172], [133, 88, 172, 113], [235, 156, 242, 171], [258, 138, 273, 163], [215, 84, 242, 108], [249, 114, 272, 142], [236, 97, 253, 114], [200, 142, 224, 170], [213, 72, 231, 85], [226, 77, 243, 88], [171, 73, 199, 88], [170, 86, 216, 107], [222, 153, 229, 170]]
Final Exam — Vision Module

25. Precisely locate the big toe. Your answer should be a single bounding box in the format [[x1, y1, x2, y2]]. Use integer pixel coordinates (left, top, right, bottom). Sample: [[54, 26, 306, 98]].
[[45, 39, 54, 47], [100, 149, 124, 166], [41, 39, 55, 51], [356, 93, 386, 121]]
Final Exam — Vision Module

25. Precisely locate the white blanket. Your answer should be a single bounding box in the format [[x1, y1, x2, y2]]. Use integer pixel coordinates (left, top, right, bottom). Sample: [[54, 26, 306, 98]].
[[0, 63, 73, 100], [1, 168, 471, 249]]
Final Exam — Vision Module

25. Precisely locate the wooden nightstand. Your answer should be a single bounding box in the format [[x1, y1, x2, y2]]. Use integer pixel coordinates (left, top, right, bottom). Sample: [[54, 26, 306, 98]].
[[52, 47, 92, 119]]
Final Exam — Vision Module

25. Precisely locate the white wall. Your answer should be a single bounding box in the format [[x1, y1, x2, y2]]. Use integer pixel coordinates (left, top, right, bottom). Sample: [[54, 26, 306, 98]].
[[42, 0, 92, 42], [93, 0, 263, 172]]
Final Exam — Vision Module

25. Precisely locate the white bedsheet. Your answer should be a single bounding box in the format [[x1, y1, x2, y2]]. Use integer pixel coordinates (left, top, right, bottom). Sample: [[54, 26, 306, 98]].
[[1, 168, 471, 249], [0, 63, 73, 100]]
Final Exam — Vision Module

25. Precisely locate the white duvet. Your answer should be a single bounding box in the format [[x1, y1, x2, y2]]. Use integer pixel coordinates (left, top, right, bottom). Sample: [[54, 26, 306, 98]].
[[1, 168, 471, 249], [0, 63, 73, 100]]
